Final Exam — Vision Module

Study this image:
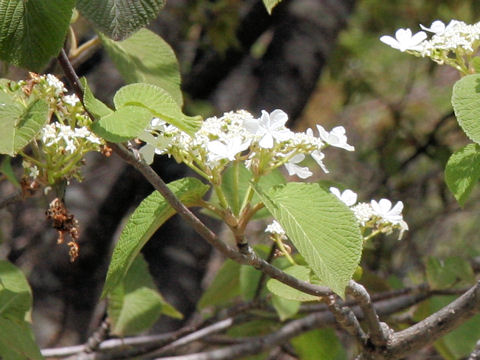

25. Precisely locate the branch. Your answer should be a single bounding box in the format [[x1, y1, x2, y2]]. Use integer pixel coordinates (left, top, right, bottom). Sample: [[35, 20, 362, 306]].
[[382, 281, 480, 359], [150, 291, 429, 360], [325, 294, 368, 346], [143, 317, 235, 358], [347, 280, 390, 347], [469, 339, 480, 360], [57, 49, 332, 300], [110, 142, 332, 298]]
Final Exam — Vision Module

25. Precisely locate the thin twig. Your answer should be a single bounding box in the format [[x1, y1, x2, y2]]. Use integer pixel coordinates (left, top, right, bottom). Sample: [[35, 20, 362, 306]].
[[253, 243, 277, 300], [347, 280, 391, 347], [144, 317, 236, 358], [42, 326, 195, 358], [468, 339, 480, 360], [325, 294, 368, 346]]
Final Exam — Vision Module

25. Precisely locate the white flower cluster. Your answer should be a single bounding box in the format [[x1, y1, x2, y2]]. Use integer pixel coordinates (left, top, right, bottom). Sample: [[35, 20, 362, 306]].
[[380, 19, 480, 72], [41, 123, 102, 154], [265, 220, 287, 239], [139, 109, 354, 181], [330, 187, 408, 240], [46, 74, 67, 95]]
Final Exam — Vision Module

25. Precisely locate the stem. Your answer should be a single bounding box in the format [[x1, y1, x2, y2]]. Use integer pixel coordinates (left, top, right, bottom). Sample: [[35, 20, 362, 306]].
[[274, 236, 295, 265], [18, 151, 45, 168], [213, 183, 230, 211], [232, 161, 240, 212], [69, 36, 101, 61]]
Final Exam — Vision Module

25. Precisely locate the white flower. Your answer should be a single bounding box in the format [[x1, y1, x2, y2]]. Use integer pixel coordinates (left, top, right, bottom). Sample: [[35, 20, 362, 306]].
[[316, 125, 354, 151], [244, 109, 293, 149], [86, 134, 102, 145], [265, 220, 286, 237], [46, 74, 67, 95], [420, 20, 446, 34], [329, 187, 357, 207], [284, 154, 312, 179], [351, 202, 374, 226], [311, 150, 329, 173], [64, 94, 79, 106], [380, 28, 427, 52], [207, 136, 251, 163], [370, 199, 404, 224], [65, 140, 77, 153]]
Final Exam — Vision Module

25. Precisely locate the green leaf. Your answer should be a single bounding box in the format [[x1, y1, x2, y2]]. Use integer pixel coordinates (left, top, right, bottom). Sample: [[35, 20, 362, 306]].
[[0, 318, 42, 360], [113, 83, 201, 135], [239, 245, 270, 301], [426, 256, 474, 290], [291, 328, 346, 360], [0, 0, 74, 71], [100, 29, 182, 106], [262, 0, 283, 14], [271, 294, 300, 321], [267, 265, 320, 302], [0, 156, 20, 188], [80, 78, 113, 119], [0, 99, 49, 156], [206, 164, 285, 219], [0, 260, 32, 320], [102, 177, 209, 297], [445, 144, 480, 206], [254, 182, 363, 298], [452, 74, 480, 143], [76, 0, 165, 41], [197, 259, 241, 310], [91, 105, 153, 143], [108, 255, 181, 336]]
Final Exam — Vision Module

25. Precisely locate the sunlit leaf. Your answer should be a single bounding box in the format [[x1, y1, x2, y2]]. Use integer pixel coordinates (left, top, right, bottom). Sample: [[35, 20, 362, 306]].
[[254, 182, 363, 297], [102, 177, 209, 297], [76, 0, 165, 41]]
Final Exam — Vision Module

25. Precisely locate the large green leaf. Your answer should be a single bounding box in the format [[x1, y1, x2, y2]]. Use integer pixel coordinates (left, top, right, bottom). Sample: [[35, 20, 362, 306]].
[[80, 78, 113, 120], [0, 260, 32, 319], [452, 74, 480, 143], [0, 99, 49, 156], [267, 265, 320, 302], [445, 143, 480, 206], [0, 318, 42, 360], [291, 328, 346, 360], [271, 294, 300, 321], [113, 83, 201, 135], [91, 105, 153, 143], [262, 0, 283, 14], [76, 0, 165, 41], [254, 182, 363, 297], [426, 256, 474, 290], [0, 0, 74, 71], [0, 261, 41, 360], [102, 177, 209, 297], [101, 29, 182, 106], [197, 259, 241, 310], [108, 255, 181, 336]]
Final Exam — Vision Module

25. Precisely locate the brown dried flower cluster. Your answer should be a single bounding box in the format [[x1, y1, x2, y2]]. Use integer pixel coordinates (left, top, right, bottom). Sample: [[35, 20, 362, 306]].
[[46, 197, 80, 262]]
